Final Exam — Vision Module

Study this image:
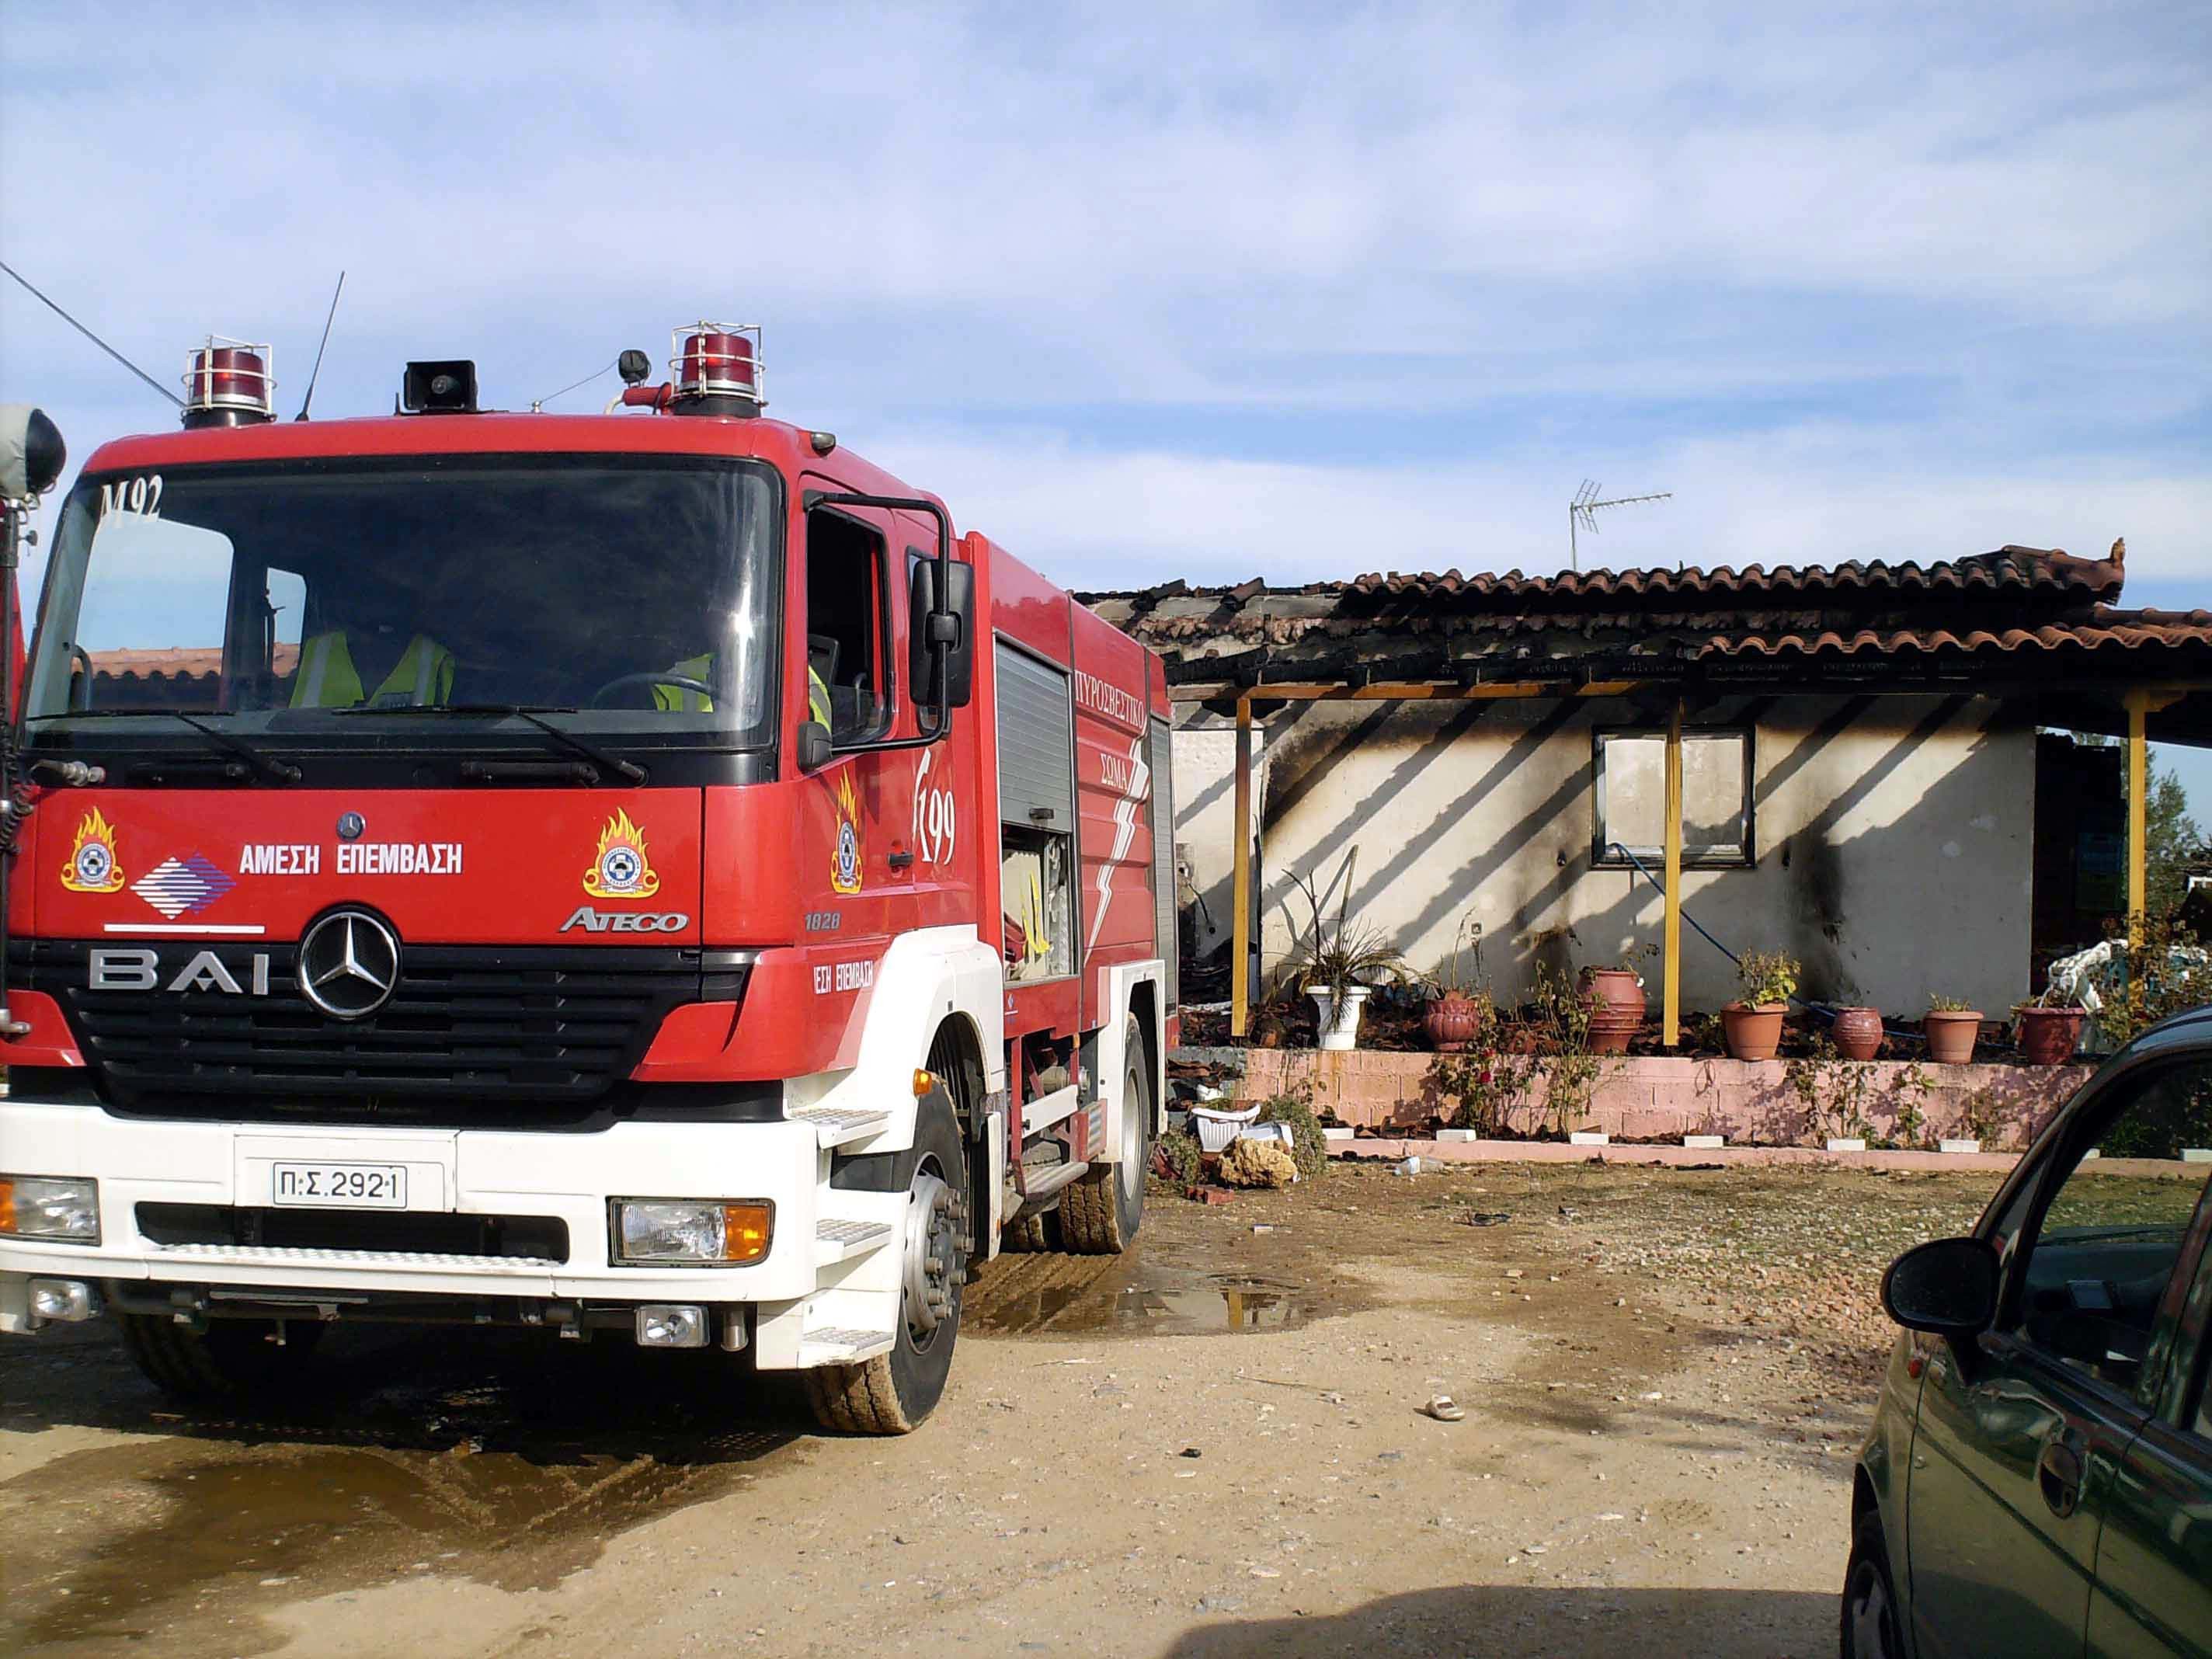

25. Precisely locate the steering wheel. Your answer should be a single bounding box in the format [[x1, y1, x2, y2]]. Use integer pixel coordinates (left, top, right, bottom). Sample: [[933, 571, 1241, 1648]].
[[588, 671, 713, 709]]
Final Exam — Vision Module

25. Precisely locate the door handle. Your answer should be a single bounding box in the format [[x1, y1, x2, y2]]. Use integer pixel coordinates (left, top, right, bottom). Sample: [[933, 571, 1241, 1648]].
[[2037, 1435, 2085, 1518]]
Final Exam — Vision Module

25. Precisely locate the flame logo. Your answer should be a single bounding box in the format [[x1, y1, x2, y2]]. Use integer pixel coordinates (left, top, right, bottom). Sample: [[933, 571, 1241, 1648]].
[[62, 808, 126, 893], [830, 772, 863, 895], [583, 808, 660, 898]]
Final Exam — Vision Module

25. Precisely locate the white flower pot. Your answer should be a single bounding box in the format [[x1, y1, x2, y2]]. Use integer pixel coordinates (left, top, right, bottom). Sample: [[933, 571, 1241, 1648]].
[[1312, 985, 1372, 1052]]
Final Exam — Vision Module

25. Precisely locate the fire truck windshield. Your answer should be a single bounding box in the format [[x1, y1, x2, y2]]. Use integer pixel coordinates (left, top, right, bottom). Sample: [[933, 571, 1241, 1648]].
[[23, 456, 780, 750]]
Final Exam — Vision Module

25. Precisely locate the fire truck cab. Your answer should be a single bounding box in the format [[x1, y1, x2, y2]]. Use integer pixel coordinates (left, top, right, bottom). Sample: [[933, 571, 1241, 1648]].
[[0, 328, 1177, 1433]]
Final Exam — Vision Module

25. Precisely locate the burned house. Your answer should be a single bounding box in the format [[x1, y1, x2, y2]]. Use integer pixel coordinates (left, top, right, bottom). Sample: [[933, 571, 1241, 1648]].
[[1083, 542, 2212, 1034]]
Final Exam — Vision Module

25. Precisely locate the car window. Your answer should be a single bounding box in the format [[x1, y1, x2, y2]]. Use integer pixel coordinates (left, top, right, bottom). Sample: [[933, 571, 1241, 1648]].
[[2192, 1246, 2212, 1440], [2004, 1059, 2212, 1396]]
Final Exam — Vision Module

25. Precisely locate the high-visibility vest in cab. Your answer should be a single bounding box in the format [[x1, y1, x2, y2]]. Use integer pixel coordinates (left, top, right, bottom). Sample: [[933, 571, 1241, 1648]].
[[290, 631, 455, 708]]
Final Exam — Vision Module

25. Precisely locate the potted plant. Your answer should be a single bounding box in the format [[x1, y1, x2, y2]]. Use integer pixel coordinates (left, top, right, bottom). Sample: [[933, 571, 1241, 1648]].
[[1424, 912, 1488, 1052], [1924, 994, 1984, 1066], [1581, 942, 1654, 1056], [1828, 1006, 1885, 1062], [1285, 855, 1404, 1052], [2012, 985, 2086, 1066], [1722, 950, 1798, 1062]]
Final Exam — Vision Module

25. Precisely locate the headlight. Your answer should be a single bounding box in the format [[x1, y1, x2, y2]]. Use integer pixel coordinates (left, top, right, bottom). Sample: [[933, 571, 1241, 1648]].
[[610, 1199, 772, 1265], [0, 1175, 101, 1243]]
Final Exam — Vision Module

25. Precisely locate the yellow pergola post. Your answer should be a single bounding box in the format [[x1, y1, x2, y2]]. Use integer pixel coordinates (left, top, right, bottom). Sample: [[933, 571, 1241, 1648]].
[[1230, 694, 1254, 1038], [1662, 699, 1685, 1047], [2127, 688, 2148, 945]]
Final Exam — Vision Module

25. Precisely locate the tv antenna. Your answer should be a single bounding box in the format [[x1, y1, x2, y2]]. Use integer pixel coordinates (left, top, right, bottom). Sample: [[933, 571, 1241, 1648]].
[[1569, 480, 1671, 571]]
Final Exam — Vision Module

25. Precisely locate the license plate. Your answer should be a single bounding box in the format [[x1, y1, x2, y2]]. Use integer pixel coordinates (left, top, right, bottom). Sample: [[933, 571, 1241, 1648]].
[[270, 1162, 409, 1209]]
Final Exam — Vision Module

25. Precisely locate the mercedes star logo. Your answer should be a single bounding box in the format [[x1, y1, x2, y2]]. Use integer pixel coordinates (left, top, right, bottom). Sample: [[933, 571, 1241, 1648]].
[[297, 909, 400, 1020]]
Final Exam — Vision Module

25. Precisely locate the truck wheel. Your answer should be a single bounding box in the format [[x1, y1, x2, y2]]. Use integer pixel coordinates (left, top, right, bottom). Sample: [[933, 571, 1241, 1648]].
[[806, 1094, 967, 1435], [117, 1313, 327, 1405], [1000, 1208, 1058, 1252], [1062, 1015, 1149, 1254]]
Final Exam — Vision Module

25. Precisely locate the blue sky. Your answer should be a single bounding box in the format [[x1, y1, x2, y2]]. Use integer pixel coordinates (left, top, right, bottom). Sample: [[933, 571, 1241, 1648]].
[[3, 5, 2207, 790]]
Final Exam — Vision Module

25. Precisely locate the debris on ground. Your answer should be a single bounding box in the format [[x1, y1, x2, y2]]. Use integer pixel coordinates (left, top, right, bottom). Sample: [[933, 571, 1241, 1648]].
[[1423, 1396, 1465, 1422], [1220, 1136, 1299, 1189]]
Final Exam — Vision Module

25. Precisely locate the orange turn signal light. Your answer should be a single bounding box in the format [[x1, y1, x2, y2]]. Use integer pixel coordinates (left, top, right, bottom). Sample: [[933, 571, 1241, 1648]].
[[722, 1203, 773, 1264], [913, 1068, 935, 1097]]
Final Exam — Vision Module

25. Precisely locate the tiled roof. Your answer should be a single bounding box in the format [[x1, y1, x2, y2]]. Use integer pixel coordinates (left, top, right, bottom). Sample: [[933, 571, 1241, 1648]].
[[86, 646, 296, 679], [1341, 545, 2123, 604], [1696, 609, 2212, 661], [1086, 544, 2127, 615]]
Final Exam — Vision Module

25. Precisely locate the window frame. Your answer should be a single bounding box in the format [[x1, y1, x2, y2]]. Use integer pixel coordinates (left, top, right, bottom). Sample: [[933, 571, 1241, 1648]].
[[1591, 724, 1756, 869], [801, 502, 896, 749], [1990, 1053, 2212, 1414]]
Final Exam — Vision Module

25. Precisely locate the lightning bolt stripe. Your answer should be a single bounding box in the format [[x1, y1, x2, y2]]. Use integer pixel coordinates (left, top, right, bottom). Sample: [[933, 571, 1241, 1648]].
[[1086, 732, 1150, 955]]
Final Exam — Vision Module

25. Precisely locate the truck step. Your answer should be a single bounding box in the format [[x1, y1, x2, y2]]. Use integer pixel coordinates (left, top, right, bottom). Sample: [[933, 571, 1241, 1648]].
[[798, 1327, 897, 1365], [815, 1218, 895, 1264], [788, 1105, 893, 1148]]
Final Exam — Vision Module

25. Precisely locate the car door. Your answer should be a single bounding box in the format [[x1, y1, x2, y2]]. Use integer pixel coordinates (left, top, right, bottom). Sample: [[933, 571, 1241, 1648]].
[[1908, 1057, 2212, 1659], [2087, 1204, 2212, 1659]]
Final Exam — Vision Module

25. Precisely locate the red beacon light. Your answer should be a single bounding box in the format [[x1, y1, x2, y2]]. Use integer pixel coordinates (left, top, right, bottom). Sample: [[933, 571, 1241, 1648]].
[[180, 336, 276, 430], [669, 322, 763, 417]]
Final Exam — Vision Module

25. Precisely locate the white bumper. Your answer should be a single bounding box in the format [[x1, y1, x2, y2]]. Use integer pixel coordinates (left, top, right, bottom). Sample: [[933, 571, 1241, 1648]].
[[0, 1097, 833, 1328]]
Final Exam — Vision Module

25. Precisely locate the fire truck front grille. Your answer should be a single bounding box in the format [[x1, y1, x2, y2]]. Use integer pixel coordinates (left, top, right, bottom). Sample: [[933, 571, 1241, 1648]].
[[19, 942, 743, 1123], [135, 1202, 571, 1263]]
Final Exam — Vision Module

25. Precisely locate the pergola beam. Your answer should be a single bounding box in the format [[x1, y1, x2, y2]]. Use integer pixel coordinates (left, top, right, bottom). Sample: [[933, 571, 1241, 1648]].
[[1662, 698, 1685, 1047]]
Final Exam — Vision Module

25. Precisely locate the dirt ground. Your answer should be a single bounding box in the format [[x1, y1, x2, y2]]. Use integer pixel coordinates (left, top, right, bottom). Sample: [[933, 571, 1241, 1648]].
[[0, 1160, 2015, 1659]]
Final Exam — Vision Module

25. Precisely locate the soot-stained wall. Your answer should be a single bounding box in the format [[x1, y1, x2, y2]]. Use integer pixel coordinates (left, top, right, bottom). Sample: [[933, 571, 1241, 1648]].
[[1174, 692, 2033, 1016]]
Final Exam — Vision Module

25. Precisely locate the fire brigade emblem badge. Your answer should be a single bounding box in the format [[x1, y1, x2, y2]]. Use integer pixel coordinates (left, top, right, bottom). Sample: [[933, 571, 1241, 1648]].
[[831, 773, 863, 896], [61, 808, 126, 893], [583, 809, 660, 899]]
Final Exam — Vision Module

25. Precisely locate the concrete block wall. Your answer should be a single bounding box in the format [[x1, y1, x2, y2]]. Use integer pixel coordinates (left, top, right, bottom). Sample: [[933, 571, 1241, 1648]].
[[1227, 1048, 2085, 1151]]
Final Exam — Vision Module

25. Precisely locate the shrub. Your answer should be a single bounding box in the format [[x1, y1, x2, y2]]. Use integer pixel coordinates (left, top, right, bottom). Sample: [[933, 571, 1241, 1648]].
[[1737, 951, 1800, 1008]]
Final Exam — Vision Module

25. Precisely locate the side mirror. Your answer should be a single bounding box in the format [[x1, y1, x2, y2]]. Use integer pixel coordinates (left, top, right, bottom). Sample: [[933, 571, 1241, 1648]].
[[1880, 1236, 2001, 1337], [909, 558, 976, 711], [795, 719, 833, 772]]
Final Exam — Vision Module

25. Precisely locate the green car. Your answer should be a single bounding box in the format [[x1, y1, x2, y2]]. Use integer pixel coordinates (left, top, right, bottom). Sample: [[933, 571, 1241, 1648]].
[[1849, 1009, 2212, 1657]]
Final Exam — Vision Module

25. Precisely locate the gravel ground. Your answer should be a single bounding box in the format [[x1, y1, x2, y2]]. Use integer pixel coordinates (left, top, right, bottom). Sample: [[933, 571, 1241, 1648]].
[[2, 1159, 2040, 1658]]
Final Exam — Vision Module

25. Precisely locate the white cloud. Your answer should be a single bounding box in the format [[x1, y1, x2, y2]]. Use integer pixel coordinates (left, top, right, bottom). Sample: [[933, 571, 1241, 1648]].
[[1, 4, 2203, 589]]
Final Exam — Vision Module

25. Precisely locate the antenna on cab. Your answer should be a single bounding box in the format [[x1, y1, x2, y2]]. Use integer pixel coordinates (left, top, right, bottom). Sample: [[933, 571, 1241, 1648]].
[[0, 259, 182, 407], [294, 270, 346, 421]]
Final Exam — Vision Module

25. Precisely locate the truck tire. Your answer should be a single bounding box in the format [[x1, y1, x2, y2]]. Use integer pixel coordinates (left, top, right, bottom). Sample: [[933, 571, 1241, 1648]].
[[1062, 1015, 1149, 1254], [805, 1093, 967, 1435], [1000, 1208, 1058, 1252], [117, 1313, 327, 1404]]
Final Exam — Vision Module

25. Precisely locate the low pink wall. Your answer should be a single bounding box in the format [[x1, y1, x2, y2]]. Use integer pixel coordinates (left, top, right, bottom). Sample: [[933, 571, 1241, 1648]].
[[1230, 1048, 2090, 1151]]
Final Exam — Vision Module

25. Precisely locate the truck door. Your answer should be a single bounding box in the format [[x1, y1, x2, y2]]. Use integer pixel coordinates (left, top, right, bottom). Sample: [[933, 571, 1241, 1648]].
[[798, 487, 915, 926]]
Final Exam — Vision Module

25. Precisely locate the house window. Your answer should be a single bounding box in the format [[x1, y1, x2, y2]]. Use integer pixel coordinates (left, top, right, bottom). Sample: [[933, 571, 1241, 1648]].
[[1593, 728, 1754, 868]]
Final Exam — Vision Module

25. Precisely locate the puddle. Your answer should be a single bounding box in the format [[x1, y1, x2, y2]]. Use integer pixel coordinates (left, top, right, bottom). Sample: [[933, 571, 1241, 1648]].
[[966, 1256, 1330, 1337], [0, 1327, 799, 1654]]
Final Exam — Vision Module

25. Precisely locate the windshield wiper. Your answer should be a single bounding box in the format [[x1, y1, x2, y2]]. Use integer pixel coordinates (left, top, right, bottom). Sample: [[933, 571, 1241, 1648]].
[[336, 704, 648, 784], [30, 708, 301, 783]]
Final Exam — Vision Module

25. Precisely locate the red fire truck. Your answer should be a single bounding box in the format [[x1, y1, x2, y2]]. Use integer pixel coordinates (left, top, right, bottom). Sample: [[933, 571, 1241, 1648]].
[[0, 326, 1177, 1433]]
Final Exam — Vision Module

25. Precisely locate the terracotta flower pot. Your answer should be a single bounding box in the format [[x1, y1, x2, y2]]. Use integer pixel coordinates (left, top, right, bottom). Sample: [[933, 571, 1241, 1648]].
[[2015, 1005, 2086, 1066], [1721, 1001, 1786, 1062], [1424, 993, 1484, 1052], [1829, 1007, 1884, 1062], [1581, 967, 1646, 1056], [1923, 1010, 1983, 1066], [1499, 1021, 1542, 1055]]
